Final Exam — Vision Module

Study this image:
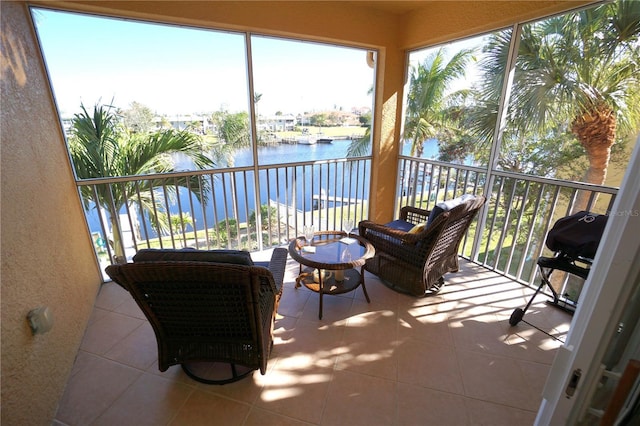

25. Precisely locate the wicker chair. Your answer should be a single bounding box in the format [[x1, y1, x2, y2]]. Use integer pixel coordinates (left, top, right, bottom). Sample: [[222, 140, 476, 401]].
[[104, 247, 288, 384], [358, 195, 486, 297]]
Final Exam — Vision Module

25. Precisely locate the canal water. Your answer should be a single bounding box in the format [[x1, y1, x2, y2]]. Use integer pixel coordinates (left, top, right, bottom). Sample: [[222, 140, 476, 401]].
[[86, 139, 439, 240]]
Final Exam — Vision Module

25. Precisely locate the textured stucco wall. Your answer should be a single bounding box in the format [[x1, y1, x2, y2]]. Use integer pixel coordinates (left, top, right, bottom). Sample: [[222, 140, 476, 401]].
[[1, 2, 101, 424]]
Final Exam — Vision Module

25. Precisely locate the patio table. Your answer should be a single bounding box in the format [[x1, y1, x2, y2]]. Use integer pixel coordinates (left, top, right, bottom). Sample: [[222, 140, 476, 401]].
[[288, 230, 375, 319]]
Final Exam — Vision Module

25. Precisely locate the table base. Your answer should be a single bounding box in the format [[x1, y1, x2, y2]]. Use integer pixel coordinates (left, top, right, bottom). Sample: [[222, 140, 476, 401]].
[[295, 266, 370, 319]]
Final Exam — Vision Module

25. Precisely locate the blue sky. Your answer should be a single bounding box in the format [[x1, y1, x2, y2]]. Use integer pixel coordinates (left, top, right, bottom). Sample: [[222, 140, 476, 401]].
[[32, 7, 374, 117]]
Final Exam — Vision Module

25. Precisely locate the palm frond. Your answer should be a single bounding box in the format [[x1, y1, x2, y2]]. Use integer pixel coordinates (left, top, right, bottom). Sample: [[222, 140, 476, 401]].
[[71, 102, 217, 248], [346, 128, 371, 157]]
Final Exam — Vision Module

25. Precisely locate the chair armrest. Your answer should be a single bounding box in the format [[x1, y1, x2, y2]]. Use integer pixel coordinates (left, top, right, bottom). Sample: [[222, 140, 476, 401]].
[[252, 248, 287, 297], [399, 206, 431, 224], [266, 248, 288, 292], [358, 220, 422, 245]]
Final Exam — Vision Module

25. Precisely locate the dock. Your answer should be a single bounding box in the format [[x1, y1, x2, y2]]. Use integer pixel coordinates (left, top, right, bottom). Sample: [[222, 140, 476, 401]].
[[269, 192, 363, 228], [268, 199, 311, 227], [277, 134, 363, 144], [311, 193, 360, 210]]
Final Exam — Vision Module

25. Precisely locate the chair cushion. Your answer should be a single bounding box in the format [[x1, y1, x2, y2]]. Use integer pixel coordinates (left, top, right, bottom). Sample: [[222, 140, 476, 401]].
[[133, 248, 254, 266], [383, 219, 415, 232], [426, 194, 476, 227]]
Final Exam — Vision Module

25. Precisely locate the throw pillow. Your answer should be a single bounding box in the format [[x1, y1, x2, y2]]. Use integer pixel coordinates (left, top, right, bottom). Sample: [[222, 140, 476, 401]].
[[426, 194, 476, 227], [408, 222, 427, 234]]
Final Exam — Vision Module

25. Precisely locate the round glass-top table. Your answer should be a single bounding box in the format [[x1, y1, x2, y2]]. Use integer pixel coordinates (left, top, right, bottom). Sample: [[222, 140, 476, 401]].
[[288, 230, 375, 319]]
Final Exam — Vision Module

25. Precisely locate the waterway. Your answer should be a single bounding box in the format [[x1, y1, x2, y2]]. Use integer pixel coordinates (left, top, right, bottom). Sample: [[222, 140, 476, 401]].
[[86, 138, 440, 240]]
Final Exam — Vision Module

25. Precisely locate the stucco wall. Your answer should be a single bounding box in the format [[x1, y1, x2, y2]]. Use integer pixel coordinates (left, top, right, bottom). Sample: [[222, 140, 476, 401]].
[[1, 2, 102, 424]]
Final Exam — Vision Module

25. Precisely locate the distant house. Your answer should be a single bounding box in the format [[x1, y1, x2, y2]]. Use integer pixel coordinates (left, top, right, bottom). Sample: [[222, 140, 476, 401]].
[[154, 114, 214, 134], [60, 117, 74, 138], [351, 106, 371, 117], [259, 114, 296, 131], [298, 110, 363, 127], [60, 114, 215, 137]]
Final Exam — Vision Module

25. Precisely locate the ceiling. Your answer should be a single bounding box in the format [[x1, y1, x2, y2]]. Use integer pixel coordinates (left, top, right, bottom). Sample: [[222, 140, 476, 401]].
[[304, 0, 433, 15], [340, 1, 428, 15]]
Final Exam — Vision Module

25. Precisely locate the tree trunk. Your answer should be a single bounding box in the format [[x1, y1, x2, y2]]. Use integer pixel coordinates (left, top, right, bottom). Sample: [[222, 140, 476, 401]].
[[570, 103, 617, 212], [410, 133, 423, 158], [411, 134, 424, 158], [109, 214, 127, 264]]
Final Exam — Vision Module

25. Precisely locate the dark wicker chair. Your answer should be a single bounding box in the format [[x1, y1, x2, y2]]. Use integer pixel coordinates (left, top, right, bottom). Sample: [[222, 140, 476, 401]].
[[104, 247, 288, 384], [358, 195, 486, 296]]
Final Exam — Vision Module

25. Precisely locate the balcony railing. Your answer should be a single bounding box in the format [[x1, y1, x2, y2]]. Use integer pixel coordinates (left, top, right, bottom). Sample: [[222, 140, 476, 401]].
[[79, 157, 371, 269], [397, 156, 618, 300], [83, 153, 618, 301]]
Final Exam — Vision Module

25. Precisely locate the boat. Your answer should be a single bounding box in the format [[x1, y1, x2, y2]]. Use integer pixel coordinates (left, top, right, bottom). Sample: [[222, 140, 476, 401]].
[[297, 132, 334, 144], [296, 134, 317, 145]]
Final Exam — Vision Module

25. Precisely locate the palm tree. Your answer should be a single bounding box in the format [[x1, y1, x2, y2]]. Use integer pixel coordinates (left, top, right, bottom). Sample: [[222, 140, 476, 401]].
[[403, 47, 475, 158], [478, 0, 640, 209], [69, 103, 215, 263], [346, 86, 373, 158], [210, 110, 252, 166]]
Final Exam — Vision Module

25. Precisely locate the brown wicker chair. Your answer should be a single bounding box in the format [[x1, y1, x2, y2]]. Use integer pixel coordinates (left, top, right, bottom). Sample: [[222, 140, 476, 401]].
[[358, 195, 486, 297], [104, 247, 288, 384]]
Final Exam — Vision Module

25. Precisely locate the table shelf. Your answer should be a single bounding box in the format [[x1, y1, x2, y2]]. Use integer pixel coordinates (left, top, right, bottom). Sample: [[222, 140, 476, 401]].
[[297, 267, 362, 295]]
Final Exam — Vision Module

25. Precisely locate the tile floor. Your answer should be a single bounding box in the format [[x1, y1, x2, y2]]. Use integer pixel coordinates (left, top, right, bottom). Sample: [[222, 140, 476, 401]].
[[54, 256, 572, 426]]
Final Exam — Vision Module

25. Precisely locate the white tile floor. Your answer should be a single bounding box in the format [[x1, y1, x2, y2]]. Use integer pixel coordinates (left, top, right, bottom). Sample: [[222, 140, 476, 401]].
[[54, 257, 572, 425]]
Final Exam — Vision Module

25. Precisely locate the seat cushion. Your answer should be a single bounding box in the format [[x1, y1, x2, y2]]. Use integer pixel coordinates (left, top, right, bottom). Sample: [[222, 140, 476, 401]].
[[427, 194, 476, 227], [383, 219, 415, 232], [133, 248, 254, 266]]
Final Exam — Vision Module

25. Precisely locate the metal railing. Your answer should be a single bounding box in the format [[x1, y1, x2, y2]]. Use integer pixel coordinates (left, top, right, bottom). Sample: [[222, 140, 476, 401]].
[[81, 157, 370, 268], [397, 156, 618, 295], [85, 150, 619, 301]]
